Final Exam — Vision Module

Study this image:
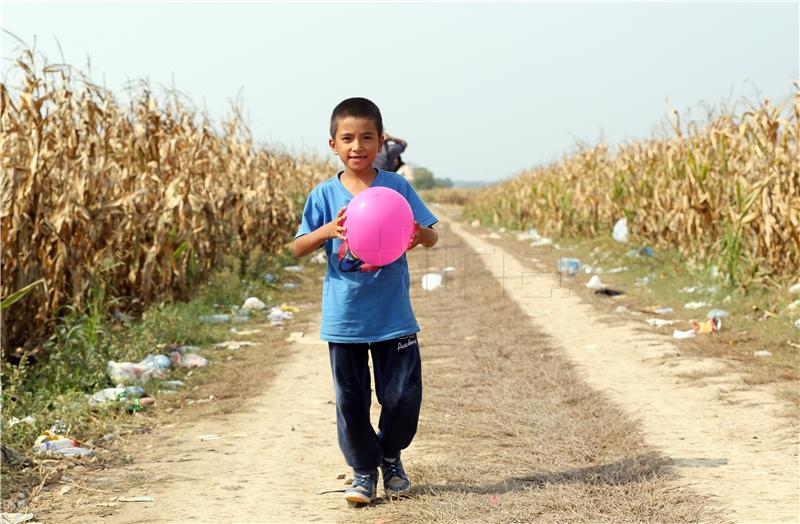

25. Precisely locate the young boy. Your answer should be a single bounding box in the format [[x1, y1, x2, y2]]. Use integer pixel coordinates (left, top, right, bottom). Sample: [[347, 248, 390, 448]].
[[293, 97, 439, 505]]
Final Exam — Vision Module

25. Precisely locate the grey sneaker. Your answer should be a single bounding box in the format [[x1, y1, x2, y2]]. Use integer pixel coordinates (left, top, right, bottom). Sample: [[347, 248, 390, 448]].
[[381, 456, 410, 496], [344, 470, 378, 504]]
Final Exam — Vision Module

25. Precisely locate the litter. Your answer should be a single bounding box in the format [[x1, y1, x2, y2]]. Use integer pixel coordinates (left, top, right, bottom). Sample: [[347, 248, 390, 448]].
[[653, 307, 674, 315], [88, 386, 144, 406], [230, 328, 262, 335], [1, 514, 35, 524], [795, 319, 800, 329], [107, 360, 165, 384], [679, 286, 699, 293], [6, 416, 35, 428], [557, 258, 582, 275], [279, 303, 300, 313], [753, 350, 772, 357], [530, 238, 553, 247], [283, 282, 300, 290], [198, 314, 230, 324], [635, 276, 653, 286], [612, 217, 628, 243], [684, 301, 708, 310], [606, 266, 628, 273], [159, 380, 184, 389], [197, 434, 224, 441], [421, 273, 443, 291], [170, 352, 208, 368], [214, 341, 256, 350], [672, 329, 696, 339], [126, 397, 155, 413], [442, 266, 456, 272], [140, 354, 171, 370], [283, 265, 304, 272], [268, 307, 294, 326], [583, 265, 594, 274], [647, 319, 674, 327], [241, 297, 267, 311], [594, 288, 625, 297], [528, 228, 540, 240], [311, 251, 327, 264], [639, 247, 655, 257], [119, 496, 155, 503], [706, 309, 729, 318], [32, 431, 94, 458], [585, 275, 604, 289], [692, 317, 721, 334], [263, 273, 277, 284]]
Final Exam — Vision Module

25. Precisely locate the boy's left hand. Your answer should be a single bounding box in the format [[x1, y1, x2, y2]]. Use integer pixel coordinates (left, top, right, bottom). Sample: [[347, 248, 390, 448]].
[[408, 222, 428, 250]]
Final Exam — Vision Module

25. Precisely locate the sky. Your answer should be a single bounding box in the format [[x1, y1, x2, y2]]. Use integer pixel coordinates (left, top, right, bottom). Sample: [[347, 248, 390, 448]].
[[2, 2, 798, 184]]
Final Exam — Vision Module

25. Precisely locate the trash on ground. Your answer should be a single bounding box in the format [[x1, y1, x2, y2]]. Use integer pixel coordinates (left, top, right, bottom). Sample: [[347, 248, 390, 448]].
[[795, 319, 800, 329], [311, 251, 327, 264], [673, 329, 696, 339], [706, 309, 729, 318], [594, 288, 625, 297], [197, 434, 224, 441], [585, 275, 604, 289], [107, 360, 165, 384], [159, 380, 184, 389], [612, 217, 628, 243], [684, 301, 708, 310], [789, 282, 800, 295], [442, 266, 456, 272], [279, 303, 300, 313], [119, 496, 155, 503], [269, 306, 294, 326], [6, 416, 35, 428], [753, 350, 773, 357], [283, 265, 304, 273], [282, 282, 300, 290], [679, 286, 699, 293], [170, 352, 208, 368], [214, 341, 256, 350], [647, 319, 674, 327], [421, 273, 443, 291], [639, 246, 655, 257], [140, 354, 171, 370], [263, 273, 277, 284], [530, 238, 553, 247], [692, 317, 721, 334], [1, 514, 36, 524], [126, 397, 155, 413], [1, 446, 32, 468], [557, 258, 582, 275], [242, 297, 267, 311], [653, 307, 674, 315], [527, 228, 540, 240], [89, 386, 144, 406], [32, 431, 94, 457], [198, 314, 231, 324], [230, 328, 262, 335], [606, 266, 628, 274]]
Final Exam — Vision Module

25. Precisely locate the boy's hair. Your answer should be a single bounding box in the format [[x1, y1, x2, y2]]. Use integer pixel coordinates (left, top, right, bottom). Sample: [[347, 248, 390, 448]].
[[330, 97, 383, 138]]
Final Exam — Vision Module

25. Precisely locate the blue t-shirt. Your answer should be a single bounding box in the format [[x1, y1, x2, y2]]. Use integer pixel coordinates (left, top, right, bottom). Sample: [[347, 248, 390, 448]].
[[294, 169, 438, 343]]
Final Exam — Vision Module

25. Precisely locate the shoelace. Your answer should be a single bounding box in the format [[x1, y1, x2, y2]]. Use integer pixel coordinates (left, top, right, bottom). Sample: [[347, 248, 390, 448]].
[[353, 472, 375, 488], [383, 460, 406, 479]]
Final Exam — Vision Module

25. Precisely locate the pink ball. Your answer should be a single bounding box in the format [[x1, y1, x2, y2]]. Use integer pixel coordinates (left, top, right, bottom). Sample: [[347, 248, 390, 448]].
[[345, 187, 415, 266]]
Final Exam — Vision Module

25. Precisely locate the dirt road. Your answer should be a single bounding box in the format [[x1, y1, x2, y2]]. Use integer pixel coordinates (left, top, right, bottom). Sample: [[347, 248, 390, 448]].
[[36, 211, 798, 523]]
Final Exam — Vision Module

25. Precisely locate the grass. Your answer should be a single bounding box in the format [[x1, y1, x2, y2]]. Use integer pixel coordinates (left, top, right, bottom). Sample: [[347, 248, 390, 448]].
[[0, 243, 318, 507]]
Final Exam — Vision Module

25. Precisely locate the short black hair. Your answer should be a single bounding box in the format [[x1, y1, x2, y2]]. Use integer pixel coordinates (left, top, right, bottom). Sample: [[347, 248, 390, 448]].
[[330, 97, 383, 138]]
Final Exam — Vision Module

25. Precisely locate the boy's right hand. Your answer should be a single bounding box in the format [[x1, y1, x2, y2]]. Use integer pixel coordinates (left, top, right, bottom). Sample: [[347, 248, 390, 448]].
[[324, 206, 347, 241]]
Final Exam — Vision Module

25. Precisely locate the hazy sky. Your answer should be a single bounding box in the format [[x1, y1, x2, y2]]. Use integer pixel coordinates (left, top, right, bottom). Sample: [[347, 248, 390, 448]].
[[2, 2, 798, 183]]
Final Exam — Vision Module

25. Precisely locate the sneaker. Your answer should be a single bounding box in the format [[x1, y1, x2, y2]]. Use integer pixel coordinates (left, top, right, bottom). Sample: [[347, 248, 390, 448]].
[[344, 470, 378, 504], [381, 456, 410, 496]]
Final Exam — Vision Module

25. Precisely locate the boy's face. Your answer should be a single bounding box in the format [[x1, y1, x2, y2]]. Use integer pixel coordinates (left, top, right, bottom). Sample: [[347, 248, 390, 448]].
[[329, 116, 384, 174]]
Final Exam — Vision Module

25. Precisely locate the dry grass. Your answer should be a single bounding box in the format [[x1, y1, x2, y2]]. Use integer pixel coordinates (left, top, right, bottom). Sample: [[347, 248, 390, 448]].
[[344, 224, 722, 523], [419, 187, 480, 206], [0, 50, 330, 354], [464, 90, 800, 287]]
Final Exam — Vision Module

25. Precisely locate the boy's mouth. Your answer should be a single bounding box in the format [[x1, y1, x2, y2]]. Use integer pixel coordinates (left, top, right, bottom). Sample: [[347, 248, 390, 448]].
[[349, 155, 367, 161]]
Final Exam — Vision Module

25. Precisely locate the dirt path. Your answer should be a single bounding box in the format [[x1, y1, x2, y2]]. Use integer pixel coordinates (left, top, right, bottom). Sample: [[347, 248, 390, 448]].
[[444, 213, 799, 523]]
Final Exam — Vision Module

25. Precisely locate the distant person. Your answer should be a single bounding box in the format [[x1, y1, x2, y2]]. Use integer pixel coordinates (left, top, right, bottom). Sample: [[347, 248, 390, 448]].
[[293, 97, 439, 506], [373, 133, 407, 172], [396, 158, 415, 185]]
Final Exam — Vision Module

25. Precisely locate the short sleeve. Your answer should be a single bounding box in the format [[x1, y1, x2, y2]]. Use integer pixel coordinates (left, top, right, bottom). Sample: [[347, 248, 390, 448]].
[[295, 190, 325, 239], [401, 179, 438, 228]]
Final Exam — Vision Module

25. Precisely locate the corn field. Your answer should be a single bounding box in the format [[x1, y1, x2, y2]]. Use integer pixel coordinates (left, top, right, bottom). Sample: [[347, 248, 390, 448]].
[[1, 51, 330, 353], [466, 89, 800, 284]]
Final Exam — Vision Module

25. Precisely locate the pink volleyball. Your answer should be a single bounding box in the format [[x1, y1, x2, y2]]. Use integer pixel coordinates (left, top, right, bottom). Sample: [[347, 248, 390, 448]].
[[345, 187, 415, 266]]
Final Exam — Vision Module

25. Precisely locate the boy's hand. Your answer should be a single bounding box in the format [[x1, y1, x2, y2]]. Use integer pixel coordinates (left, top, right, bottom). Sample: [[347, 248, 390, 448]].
[[324, 206, 347, 241], [408, 221, 430, 250]]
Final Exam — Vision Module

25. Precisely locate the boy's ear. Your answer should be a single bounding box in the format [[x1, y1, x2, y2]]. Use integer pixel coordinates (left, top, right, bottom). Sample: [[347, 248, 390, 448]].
[[328, 137, 337, 154]]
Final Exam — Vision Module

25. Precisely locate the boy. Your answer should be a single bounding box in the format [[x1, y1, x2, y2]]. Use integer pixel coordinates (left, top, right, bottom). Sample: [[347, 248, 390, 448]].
[[293, 97, 438, 505]]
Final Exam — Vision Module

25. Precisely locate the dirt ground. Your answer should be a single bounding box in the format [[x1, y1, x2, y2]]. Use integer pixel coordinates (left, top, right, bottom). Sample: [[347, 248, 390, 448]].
[[29, 209, 799, 523]]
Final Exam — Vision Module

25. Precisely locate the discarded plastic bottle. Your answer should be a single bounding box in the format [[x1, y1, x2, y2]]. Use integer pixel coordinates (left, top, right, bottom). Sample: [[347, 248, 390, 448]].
[[557, 258, 582, 275]]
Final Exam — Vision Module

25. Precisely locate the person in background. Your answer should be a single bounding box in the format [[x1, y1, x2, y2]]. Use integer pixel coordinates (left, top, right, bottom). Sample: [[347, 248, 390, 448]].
[[373, 133, 407, 172]]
